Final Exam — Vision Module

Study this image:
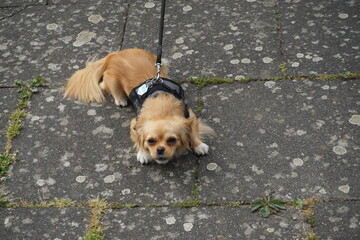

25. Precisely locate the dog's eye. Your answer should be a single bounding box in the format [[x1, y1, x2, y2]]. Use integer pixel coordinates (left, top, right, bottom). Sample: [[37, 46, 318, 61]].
[[147, 138, 156, 145], [167, 137, 177, 144]]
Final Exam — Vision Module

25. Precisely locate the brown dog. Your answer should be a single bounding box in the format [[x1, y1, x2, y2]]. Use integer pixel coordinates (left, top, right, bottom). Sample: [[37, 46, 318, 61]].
[[65, 48, 213, 164]]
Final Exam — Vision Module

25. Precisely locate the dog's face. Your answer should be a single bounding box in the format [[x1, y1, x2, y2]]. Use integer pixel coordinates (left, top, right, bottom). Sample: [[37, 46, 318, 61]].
[[131, 118, 189, 164]]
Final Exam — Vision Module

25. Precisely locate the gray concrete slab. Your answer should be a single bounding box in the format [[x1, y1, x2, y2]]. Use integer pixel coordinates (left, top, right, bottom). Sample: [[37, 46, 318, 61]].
[[49, 0, 108, 5], [314, 201, 360, 240], [198, 79, 360, 203], [123, 0, 281, 81], [102, 206, 309, 240], [0, 2, 127, 86], [0, 88, 18, 151], [0, 0, 45, 7], [0, 207, 88, 240], [0, 7, 25, 21], [2, 84, 199, 204], [280, 0, 360, 76]]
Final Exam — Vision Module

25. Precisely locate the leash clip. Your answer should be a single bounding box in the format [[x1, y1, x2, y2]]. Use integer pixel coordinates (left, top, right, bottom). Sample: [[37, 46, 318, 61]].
[[155, 62, 161, 80]]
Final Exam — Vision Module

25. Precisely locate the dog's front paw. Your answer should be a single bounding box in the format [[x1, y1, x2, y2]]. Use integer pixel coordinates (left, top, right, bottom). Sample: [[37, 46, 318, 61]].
[[115, 99, 128, 107], [194, 143, 209, 155], [137, 150, 152, 164]]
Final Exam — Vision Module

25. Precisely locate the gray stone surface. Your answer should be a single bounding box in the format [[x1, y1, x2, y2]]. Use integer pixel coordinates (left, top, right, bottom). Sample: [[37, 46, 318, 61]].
[[2, 84, 199, 204], [0, 88, 18, 151], [0, 207, 88, 240], [0, 7, 25, 21], [0, 2, 127, 86], [123, 0, 281, 81], [280, 0, 360, 76], [1, 0, 360, 239], [0, 0, 45, 7], [199, 79, 359, 203], [103, 206, 309, 240], [314, 201, 360, 240]]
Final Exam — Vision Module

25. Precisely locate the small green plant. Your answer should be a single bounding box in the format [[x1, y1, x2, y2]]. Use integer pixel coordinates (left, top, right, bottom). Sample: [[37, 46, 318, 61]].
[[196, 100, 204, 113], [339, 71, 360, 79], [280, 63, 288, 78], [0, 153, 15, 177], [1, 76, 45, 173], [173, 199, 202, 208], [291, 199, 305, 208], [0, 196, 8, 207], [251, 194, 287, 217], [84, 199, 107, 240], [188, 75, 233, 88]]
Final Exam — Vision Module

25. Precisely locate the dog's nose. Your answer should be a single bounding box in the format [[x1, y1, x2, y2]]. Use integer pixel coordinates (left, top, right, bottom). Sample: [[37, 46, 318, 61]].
[[157, 147, 165, 155]]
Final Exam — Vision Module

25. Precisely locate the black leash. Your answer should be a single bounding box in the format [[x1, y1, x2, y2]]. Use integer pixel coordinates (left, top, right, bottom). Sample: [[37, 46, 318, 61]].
[[128, 0, 190, 119], [155, 0, 166, 78]]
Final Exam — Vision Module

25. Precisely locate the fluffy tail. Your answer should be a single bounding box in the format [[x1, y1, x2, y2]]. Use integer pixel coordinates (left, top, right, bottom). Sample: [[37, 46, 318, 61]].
[[199, 119, 215, 141], [64, 57, 107, 103]]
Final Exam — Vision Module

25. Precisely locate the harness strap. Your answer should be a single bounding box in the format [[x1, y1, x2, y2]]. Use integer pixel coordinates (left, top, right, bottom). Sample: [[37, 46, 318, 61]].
[[128, 78, 189, 118]]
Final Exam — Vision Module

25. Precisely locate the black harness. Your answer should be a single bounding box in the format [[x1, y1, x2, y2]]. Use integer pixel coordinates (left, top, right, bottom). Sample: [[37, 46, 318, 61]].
[[128, 78, 189, 118]]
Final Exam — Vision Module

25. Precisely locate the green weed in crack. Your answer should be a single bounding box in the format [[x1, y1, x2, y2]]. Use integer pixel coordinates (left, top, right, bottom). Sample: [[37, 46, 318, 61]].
[[1, 76, 45, 179], [0, 153, 15, 177], [251, 193, 287, 218], [188, 75, 234, 88]]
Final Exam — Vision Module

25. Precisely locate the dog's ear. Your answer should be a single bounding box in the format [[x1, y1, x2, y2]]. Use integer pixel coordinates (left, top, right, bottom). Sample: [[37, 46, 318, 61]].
[[177, 118, 192, 150], [130, 118, 144, 150]]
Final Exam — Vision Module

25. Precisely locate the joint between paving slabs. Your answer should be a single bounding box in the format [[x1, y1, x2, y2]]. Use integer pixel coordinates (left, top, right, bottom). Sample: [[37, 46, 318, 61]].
[[273, 1, 288, 80], [298, 199, 320, 240], [1, 77, 45, 180], [0, 7, 27, 21], [119, 3, 131, 50], [183, 72, 360, 89]]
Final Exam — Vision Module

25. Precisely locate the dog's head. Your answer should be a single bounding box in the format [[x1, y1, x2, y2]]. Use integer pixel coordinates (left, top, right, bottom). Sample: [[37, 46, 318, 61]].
[[131, 117, 190, 164]]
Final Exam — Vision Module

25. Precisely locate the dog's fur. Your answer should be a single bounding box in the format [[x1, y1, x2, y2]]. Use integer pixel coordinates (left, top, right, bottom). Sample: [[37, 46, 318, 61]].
[[65, 48, 213, 164]]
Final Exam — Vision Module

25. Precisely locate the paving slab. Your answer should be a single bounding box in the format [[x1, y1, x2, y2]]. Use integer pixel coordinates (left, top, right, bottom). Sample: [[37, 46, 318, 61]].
[[49, 0, 110, 5], [1, 84, 199, 204], [123, 0, 281, 81], [0, 207, 88, 240], [0, 0, 45, 7], [0, 2, 127, 86], [280, 0, 360, 76], [314, 201, 360, 240], [0, 7, 25, 21], [102, 206, 308, 240], [0, 88, 18, 151], [198, 79, 360, 203]]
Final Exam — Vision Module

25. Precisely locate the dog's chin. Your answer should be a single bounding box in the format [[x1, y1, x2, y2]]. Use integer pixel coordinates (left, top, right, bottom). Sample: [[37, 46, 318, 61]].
[[154, 157, 172, 165]]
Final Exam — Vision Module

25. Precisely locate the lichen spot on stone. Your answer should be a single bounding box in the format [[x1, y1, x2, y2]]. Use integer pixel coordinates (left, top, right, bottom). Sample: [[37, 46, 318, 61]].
[[73, 31, 96, 47], [47, 23, 58, 30], [165, 216, 176, 225], [207, 163, 218, 171], [349, 115, 360, 126], [338, 185, 350, 193], [183, 6, 192, 12], [145, 2, 155, 8], [333, 146, 347, 155], [88, 15, 103, 24], [293, 158, 304, 166]]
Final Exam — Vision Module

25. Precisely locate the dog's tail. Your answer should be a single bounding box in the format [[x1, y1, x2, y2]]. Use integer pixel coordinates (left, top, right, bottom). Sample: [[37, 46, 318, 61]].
[[199, 120, 215, 140], [64, 56, 108, 103]]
